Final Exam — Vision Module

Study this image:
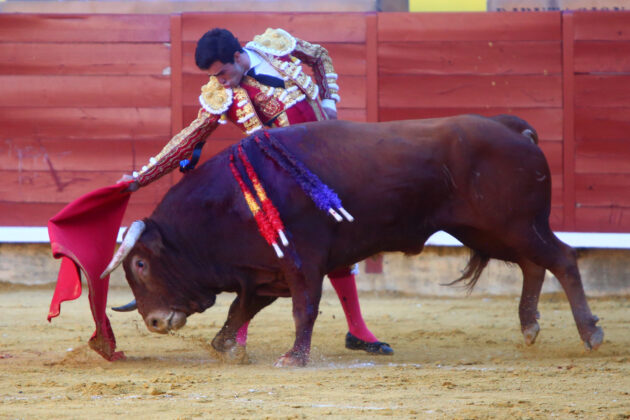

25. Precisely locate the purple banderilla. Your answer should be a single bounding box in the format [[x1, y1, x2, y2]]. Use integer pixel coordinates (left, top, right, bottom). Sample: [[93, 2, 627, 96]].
[[253, 131, 354, 223]]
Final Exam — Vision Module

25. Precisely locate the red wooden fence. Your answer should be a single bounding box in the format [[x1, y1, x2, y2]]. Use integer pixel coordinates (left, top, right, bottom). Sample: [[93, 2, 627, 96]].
[[0, 11, 628, 232]]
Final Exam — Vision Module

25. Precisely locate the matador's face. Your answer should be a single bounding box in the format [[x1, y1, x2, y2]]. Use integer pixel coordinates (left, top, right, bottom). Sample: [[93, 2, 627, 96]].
[[207, 51, 248, 88]]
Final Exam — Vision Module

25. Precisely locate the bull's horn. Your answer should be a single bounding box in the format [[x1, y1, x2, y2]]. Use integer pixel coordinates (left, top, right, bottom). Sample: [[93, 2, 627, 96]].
[[100, 220, 146, 279], [112, 299, 137, 312]]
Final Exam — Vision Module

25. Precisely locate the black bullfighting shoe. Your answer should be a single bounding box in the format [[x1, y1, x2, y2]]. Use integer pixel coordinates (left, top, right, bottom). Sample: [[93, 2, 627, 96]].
[[345, 332, 394, 355]]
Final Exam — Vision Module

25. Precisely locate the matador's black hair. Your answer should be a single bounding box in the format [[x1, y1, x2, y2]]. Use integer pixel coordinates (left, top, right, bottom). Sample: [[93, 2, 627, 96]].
[[195, 28, 244, 70]]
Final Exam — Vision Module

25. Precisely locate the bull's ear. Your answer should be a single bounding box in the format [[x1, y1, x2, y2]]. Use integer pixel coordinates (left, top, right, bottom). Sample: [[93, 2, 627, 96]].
[[139, 224, 165, 257]]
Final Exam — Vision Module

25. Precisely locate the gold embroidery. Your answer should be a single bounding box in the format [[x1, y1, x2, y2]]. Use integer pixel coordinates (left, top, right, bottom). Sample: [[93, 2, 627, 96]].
[[272, 112, 290, 128], [233, 87, 263, 134], [199, 76, 232, 114], [247, 28, 296, 56], [260, 55, 319, 101], [254, 90, 283, 118], [309, 99, 326, 121]]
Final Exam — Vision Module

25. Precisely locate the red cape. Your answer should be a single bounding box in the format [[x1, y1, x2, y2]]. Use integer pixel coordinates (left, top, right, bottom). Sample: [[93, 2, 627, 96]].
[[48, 182, 132, 361]]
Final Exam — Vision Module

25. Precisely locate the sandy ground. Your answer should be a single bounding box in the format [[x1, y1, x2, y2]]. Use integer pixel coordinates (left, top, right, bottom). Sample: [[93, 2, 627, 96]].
[[1, 283, 629, 419]]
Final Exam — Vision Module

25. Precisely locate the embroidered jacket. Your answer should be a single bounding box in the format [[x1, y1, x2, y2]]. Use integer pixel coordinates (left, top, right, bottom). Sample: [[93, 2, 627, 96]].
[[135, 28, 340, 186]]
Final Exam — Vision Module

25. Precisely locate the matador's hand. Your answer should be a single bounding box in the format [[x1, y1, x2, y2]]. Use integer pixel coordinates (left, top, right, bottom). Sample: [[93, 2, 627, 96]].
[[117, 174, 140, 192], [324, 107, 338, 120]]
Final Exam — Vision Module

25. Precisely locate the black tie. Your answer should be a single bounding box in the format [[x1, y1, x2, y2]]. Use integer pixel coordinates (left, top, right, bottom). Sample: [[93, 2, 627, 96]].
[[246, 68, 285, 89]]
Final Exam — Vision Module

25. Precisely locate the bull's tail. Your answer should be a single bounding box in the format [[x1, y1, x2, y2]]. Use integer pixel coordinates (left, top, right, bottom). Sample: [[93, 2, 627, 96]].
[[442, 249, 490, 294]]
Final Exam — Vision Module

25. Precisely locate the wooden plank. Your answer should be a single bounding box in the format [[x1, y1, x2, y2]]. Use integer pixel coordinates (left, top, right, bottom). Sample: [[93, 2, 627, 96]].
[[181, 41, 367, 76], [576, 140, 630, 174], [562, 12, 576, 231], [575, 207, 630, 232], [0, 170, 171, 204], [0, 43, 170, 76], [0, 202, 196, 226], [379, 41, 561, 76], [182, 73, 366, 109], [171, 14, 184, 136], [0, 139, 175, 172], [0, 203, 66, 226], [0, 75, 170, 107], [0, 107, 170, 140], [366, 14, 378, 122], [181, 13, 367, 43], [574, 41, 630, 73], [575, 107, 630, 141], [379, 75, 562, 108], [575, 74, 630, 107], [538, 141, 564, 179], [573, 11, 630, 41], [575, 174, 630, 206], [0, 14, 170, 43], [123, 203, 168, 226], [378, 107, 563, 141], [338, 108, 367, 122], [378, 12, 562, 42]]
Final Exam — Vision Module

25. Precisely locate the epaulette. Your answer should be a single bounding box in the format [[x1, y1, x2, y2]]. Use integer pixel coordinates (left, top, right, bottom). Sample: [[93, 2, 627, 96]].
[[245, 28, 296, 57], [199, 76, 233, 115]]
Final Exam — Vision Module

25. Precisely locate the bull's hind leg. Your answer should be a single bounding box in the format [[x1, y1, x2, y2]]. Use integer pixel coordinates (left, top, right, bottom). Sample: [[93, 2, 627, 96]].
[[511, 223, 603, 350], [517, 259, 545, 345], [541, 241, 603, 350]]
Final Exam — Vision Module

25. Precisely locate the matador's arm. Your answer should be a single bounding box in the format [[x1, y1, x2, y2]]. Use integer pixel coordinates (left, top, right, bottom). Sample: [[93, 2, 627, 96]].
[[134, 110, 219, 186], [291, 38, 340, 107]]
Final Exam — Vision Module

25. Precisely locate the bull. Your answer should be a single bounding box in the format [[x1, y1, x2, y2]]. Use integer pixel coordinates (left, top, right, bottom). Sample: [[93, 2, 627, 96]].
[[102, 114, 603, 367]]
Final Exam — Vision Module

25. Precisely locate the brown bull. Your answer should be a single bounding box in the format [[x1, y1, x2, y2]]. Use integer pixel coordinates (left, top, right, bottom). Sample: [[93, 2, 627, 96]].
[[103, 114, 603, 366]]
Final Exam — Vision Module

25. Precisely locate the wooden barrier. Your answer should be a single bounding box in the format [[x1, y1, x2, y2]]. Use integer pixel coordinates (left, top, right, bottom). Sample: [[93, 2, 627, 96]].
[[0, 11, 628, 232], [378, 12, 565, 228], [571, 12, 630, 232], [0, 14, 173, 225]]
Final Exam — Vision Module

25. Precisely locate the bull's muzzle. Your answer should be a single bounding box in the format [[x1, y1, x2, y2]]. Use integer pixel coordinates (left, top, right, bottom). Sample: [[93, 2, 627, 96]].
[[145, 310, 187, 334]]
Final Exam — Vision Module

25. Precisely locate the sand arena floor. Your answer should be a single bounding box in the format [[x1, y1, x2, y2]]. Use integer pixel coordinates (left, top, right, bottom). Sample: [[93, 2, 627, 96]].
[[1, 283, 629, 419]]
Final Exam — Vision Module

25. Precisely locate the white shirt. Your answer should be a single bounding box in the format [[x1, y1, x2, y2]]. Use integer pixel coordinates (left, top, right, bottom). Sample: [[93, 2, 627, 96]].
[[244, 48, 336, 112]]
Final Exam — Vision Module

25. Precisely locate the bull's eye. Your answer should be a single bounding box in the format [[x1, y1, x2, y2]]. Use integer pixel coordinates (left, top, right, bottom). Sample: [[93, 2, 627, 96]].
[[136, 260, 145, 269]]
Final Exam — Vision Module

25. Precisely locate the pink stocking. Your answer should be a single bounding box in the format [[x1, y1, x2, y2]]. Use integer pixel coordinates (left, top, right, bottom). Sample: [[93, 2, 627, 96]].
[[329, 271, 378, 343], [236, 321, 249, 346]]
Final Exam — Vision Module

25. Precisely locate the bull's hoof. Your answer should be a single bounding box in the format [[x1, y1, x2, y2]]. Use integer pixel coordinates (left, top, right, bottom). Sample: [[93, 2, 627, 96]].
[[345, 332, 394, 355], [584, 326, 604, 351], [210, 343, 249, 364], [274, 350, 308, 368], [521, 322, 540, 346]]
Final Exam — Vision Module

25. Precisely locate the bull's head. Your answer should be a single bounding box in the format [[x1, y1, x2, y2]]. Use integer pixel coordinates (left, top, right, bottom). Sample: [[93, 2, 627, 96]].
[[101, 219, 216, 334]]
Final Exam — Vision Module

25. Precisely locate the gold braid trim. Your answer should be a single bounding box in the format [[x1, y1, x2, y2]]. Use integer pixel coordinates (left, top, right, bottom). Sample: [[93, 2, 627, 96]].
[[233, 87, 264, 134], [256, 54, 318, 101], [292, 38, 339, 102], [135, 110, 219, 186]]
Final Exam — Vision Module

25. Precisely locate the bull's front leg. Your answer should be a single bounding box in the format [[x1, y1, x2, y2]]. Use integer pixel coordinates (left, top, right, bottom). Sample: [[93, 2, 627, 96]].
[[211, 294, 276, 364], [275, 272, 323, 367]]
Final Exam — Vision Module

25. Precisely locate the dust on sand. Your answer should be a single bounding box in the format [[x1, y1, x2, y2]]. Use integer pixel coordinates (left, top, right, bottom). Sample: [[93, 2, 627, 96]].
[[1, 283, 629, 419]]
